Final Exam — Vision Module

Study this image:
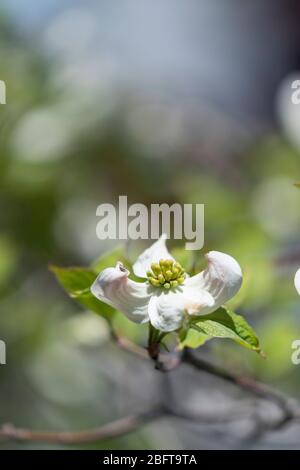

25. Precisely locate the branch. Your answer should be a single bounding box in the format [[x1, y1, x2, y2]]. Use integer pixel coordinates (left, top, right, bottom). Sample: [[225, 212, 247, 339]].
[[110, 328, 148, 359], [109, 329, 300, 430], [183, 349, 300, 431], [0, 401, 250, 445], [110, 328, 182, 371], [183, 350, 293, 407], [3, 332, 299, 445], [0, 408, 162, 444]]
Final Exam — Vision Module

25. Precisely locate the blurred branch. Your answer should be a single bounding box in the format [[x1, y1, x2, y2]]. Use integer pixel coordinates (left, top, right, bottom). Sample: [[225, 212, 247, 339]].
[[182, 350, 293, 408], [111, 329, 299, 415], [0, 402, 251, 444], [182, 350, 300, 435], [0, 408, 162, 444], [110, 330, 300, 437], [110, 328, 148, 359], [110, 328, 182, 370], [2, 332, 300, 444]]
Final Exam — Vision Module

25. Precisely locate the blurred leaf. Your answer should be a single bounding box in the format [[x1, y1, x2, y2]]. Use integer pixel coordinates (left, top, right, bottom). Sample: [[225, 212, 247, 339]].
[[171, 247, 194, 272], [112, 311, 148, 344], [50, 246, 132, 321], [191, 306, 261, 353], [294, 182, 300, 188], [92, 245, 128, 273], [251, 319, 297, 379], [0, 236, 18, 288], [50, 265, 116, 321], [227, 261, 275, 310], [50, 266, 95, 295]]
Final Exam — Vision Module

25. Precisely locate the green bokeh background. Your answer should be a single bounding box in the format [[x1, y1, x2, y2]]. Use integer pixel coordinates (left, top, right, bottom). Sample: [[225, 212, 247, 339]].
[[1, 5, 300, 449]]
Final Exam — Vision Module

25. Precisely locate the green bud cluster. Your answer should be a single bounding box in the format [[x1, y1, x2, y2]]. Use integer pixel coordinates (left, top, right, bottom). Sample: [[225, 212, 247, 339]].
[[147, 259, 185, 289]]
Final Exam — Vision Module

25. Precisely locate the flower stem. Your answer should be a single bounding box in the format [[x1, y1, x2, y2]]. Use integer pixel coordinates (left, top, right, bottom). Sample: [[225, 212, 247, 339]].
[[148, 324, 161, 361]]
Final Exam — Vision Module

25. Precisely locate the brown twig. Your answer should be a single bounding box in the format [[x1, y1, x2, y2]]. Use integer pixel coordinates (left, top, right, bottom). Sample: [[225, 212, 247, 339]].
[[0, 408, 162, 444], [182, 350, 296, 410], [2, 330, 300, 445], [110, 328, 148, 359], [110, 328, 182, 371], [182, 349, 300, 434], [110, 329, 300, 419], [0, 404, 255, 445]]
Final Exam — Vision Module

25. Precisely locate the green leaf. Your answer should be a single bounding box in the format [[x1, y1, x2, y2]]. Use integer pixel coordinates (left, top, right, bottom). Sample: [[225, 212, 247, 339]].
[[50, 245, 133, 321], [191, 306, 261, 353], [50, 265, 116, 321], [179, 327, 210, 350]]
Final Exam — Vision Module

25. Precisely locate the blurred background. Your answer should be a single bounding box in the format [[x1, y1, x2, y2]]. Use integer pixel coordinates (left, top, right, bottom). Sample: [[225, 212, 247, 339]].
[[1, 0, 300, 450]]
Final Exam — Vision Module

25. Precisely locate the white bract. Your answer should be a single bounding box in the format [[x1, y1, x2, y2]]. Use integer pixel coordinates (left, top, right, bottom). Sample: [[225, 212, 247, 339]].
[[91, 235, 243, 333], [295, 269, 300, 295]]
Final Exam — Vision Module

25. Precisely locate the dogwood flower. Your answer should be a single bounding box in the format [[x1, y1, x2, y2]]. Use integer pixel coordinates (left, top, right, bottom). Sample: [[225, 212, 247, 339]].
[[295, 269, 300, 295], [91, 235, 243, 333]]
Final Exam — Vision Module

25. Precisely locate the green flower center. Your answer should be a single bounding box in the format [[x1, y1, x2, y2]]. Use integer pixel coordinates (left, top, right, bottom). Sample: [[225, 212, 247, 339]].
[[147, 259, 185, 290]]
